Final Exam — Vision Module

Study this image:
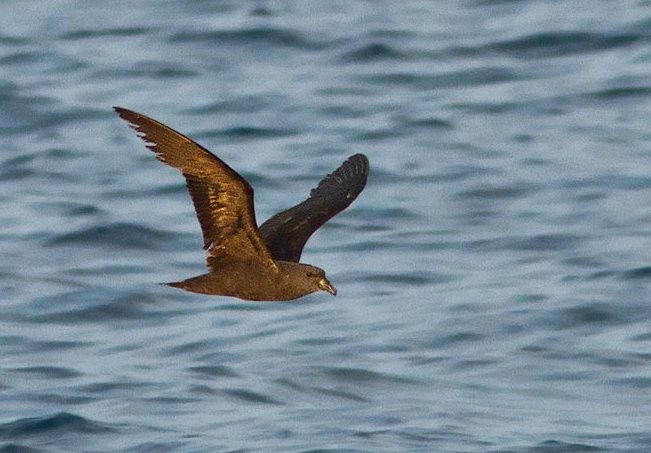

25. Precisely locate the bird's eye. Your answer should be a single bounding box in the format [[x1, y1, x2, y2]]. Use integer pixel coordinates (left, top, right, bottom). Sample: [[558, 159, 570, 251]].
[[306, 272, 315, 278]]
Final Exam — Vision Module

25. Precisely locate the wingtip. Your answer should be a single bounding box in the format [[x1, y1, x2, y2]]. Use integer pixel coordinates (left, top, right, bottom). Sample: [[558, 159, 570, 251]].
[[113, 106, 137, 122], [113, 107, 148, 137], [346, 153, 370, 177], [349, 153, 369, 166], [337, 153, 370, 180], [309, 153, 369, 199]]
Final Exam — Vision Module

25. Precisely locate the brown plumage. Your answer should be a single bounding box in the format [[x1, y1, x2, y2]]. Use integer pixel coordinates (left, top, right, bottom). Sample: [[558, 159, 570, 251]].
[[114, 107, 368, 301], [259, 153, 369, 262]]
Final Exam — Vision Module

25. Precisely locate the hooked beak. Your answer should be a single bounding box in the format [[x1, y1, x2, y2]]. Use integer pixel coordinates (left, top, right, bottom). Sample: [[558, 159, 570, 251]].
[[318, 278, 337, 296]]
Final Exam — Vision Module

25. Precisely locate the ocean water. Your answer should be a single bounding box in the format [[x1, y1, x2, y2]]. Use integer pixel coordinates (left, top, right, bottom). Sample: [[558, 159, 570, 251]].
[[1, 0, 651, 451]]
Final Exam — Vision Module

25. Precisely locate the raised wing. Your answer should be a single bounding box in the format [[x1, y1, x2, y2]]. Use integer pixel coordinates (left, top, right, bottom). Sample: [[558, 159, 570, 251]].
[[259, 153, 369, 262], [114, 107, 277, 271]]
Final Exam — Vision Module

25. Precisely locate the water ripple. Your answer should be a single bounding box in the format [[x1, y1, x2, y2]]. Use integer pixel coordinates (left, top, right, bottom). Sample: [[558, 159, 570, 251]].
[[490, 31, 641, 58], [622, 266, 651, 280], [21, 289, 178, 324], [316, 366, 418, 385], [187, 365, 240, 379], [9, 366, 82, 380], [0, 413, 116, 439], [169, 26, 334, 50], [337, 42, 406, 63], [44, 222, 175, 250], [222, 388, 283, 405], [362, 66, 520, 89]]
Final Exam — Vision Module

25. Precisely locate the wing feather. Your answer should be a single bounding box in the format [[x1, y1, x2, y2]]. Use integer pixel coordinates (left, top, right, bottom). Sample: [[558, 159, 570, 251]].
[[259, 153, 369, 262], [114, 107, 277, 271]]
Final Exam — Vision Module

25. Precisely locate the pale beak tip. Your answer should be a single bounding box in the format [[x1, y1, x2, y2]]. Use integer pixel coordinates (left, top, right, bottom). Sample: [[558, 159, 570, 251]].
[[319, 278, 337, 296]]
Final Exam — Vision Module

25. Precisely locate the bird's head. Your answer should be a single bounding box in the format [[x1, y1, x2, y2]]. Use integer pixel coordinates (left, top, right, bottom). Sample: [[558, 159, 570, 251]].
[[300, 264, 337, 296]]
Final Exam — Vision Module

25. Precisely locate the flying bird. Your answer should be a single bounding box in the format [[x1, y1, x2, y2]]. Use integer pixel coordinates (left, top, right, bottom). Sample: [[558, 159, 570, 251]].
[[114, 107, 368, 301]]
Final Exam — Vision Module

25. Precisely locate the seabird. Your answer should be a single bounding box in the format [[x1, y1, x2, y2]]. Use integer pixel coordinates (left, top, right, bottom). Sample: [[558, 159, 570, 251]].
[[114, 107, 368, 301]]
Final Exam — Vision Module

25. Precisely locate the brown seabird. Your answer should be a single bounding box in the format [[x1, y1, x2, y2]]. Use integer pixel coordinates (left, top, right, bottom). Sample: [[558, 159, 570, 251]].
[[114, 107, 368, 301]]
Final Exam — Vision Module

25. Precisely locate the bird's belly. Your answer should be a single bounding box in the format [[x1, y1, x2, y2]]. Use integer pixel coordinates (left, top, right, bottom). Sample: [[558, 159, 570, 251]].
[[170, 264, 309, 301]]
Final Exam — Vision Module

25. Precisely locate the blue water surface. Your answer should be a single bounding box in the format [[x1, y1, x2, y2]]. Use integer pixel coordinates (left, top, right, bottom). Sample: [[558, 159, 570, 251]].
[[1, 1, 651, 451]]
